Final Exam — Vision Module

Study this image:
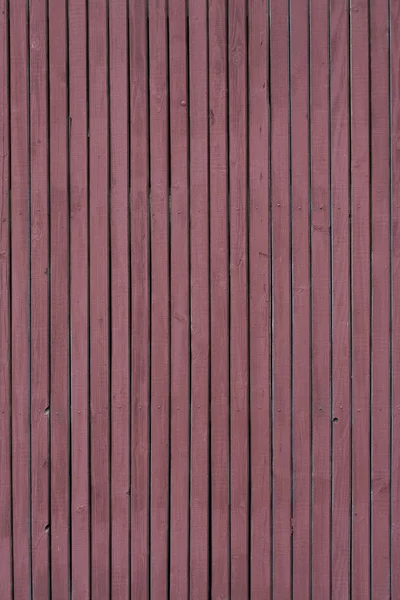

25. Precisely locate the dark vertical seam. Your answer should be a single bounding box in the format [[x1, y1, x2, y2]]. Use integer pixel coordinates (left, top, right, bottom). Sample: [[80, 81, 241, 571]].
[[185, 0, 191, 597], [106, 0, 112, 595], [367, 0, 372, 596], [328, 0, 333, 598], [145, 3, 152, 598], [206, 0, 212, 597], [85, 0, 92, 595], [267, 0, 273, 595], [65, 0, 72, 595], [126, 0, 132, 597], [6, 0, 14, 595], [245, 2, 251, 599], [45, 0, 52, 595], [225, 0, 232, 597], [307, 0, 313, 595], [288, 0, 294, 596], [26, 0, 32, 594], [388, 0, 393, 596], [165, 2, 172, 597]]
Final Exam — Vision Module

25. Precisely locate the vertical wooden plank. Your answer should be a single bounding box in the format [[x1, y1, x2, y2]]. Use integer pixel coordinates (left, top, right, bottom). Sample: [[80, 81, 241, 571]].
[[9, 0, 31, 596], [49, 0, 70, 596], [269, 0, 291, 596], [29, 0, 50, 596], [129, 0, 150, 597], [88, 0, 110, 596], [350, 0, 371, 597], [69, 0, 90, 595], [330, 0, 351, 597], [0, 0, 12, 595], [310, 0, 331, 596], [290, 0, 311, 596], [248, 0, 270, 598], [370, 1, 390, 596], [148, 0, 169, 597], [168, 0, 189, 598], [391, 0, 400, 596], [228, 1, 249, 598], [188, 0, 210, 597], [109, 0, 130, 597], [209, 0, 229, 597]]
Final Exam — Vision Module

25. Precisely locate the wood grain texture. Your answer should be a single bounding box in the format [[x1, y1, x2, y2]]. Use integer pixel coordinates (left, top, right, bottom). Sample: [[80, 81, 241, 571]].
[[69, 0, 90, 595], [290, 0, 311, 597], [330, 0, 351, 597], [29, 0, 50, 596], [168, 0, 190, 597], [109, 0, 130, 597], [0, 0, 12, 596], [270, 0, 291, 596], [88, 0, 110, 596], [148, 0, 170, 597], [9, 1, 31, 597], [248, 0, 270, 597], [228, 1, 249, 598], [370, 1, 391, 596], [129, 0, 150, 598], [350, 2, 371, 598], [391, 1, 400, 596], [49, 0, 70, 595], [209, 0, 230, 597], [310, 0, 331, 596], [188, 0, 210, 598]]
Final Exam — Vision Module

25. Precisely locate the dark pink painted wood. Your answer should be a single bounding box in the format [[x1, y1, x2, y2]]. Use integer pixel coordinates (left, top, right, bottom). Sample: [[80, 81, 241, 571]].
[[290, 0, 311, 597], [330, 0, 351, 596], [188, 0, 210, 598], [168, 0, 189, 597], [209, 1, 229, 598], [248, 1, 270, 597], [148, 0, 169, 597], [270, 0, 291, 596], [391, 1, 400, 596], [88, 0, 110, 596], [29, 0, 50, 596], [9, 1, 31, 597], [49, 0, 70, 595], [310, 1, 331, 596], [0, 0, 12, 596], [351, 2, 371, 598], [370, 2, 391, 596], [69, 0, 90, 595], [129, 0, 150, 598], [228, 1, 249, 598], [109, 0, 130, 597]]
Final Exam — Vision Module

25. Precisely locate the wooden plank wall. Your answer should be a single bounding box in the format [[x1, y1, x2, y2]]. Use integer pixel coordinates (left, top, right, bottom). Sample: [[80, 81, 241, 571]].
[[0, 0, 399, 598]]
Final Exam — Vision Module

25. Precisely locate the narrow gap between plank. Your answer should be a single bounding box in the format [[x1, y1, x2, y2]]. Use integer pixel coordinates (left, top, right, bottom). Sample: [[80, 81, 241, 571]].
[[328, 0, 334, 597], [145, 4, 152, 598], [244, 3, 251, 600], [126, 0, 132, 596], [106, 1, 112, 596], [85, 0, 92, 594], [287, 0, 294, 597], [26, 0, 33, 593], [367, 0, 373, 596], [165, 4, 172, 598], [267, 0, 273, 595], [347, 0, 354, 596], [307, 0, 313, 595], [6, 0, 15, 596], [388, 0, 393, 596], [65, 0, 73, 595]]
